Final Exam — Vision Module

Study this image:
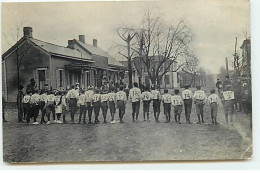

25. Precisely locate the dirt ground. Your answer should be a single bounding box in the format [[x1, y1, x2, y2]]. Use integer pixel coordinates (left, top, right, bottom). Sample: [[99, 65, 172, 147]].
[[2, 88, 252, 163]]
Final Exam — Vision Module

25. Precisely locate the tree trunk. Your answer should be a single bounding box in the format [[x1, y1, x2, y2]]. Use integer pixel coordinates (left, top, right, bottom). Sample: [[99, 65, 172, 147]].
[[127, 39, 133, 88]]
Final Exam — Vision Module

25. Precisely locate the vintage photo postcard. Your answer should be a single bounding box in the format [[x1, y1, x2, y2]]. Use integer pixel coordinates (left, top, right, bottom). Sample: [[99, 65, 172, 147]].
[[1, 0, 252, 163]]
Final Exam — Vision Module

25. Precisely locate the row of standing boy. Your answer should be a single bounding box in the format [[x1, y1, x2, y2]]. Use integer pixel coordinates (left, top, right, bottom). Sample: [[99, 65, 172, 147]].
[[21, 82, 235, 125]]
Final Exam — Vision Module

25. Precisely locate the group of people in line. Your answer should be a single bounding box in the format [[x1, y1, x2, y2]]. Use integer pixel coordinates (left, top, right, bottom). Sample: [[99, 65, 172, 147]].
[[15, 76, 240, 125]]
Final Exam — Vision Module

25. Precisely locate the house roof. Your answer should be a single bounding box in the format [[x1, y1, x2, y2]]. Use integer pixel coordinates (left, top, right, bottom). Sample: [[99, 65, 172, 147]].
[[2, 36, 93, 62], [29, 38, 93, 61], [74, 39, 124, 67]]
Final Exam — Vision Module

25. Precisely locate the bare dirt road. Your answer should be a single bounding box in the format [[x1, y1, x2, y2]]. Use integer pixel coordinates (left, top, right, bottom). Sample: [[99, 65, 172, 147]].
[[2, 89, 252, 163]]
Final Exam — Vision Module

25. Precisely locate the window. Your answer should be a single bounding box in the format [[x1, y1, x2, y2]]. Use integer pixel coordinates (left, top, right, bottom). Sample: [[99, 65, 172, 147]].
[[165, 75, 170, 85]]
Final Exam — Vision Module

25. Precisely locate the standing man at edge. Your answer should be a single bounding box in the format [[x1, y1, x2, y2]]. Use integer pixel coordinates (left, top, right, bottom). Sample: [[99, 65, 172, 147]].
[[129, 82, 142, 122]]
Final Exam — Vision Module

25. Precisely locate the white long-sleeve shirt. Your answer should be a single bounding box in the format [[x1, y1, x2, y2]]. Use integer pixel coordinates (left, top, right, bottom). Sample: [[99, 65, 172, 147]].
[[129, 87, 142, 102], [85, 90, 94, 103], [151, 90, 161, 100], [66, 89, 79, 99], [116, 91, 127, 102]]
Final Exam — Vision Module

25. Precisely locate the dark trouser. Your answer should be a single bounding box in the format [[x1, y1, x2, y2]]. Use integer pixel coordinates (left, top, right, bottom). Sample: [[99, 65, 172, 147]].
[[93, 102, 101, 123], [69, 98, 77, 122], [174, 105, 182, 122], [132, 101, 140, 120], [109, 101, 116, 121], [23, 103, 30, 123], [163, 103, 171, 122], [195, 100, 204, 123], [101, 106, 108, 122], [46, 104, 55, 121], [224, 100, 234, 123], [143, 100, 150, 120], [18, 101, 24, 122], [32, 105, 39, 122], [86, 102, 93, 122], [78, 105, 86, 123], [210, 102, 218, 123], [57, 113, 62, 120], [184, 99, 192, 123], [153, 99, 160, 121], [40, 101, 46, 123], [117, 100, 125, 122]]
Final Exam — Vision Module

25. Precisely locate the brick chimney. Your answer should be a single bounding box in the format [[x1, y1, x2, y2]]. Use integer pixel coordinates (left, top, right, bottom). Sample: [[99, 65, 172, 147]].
[[23, 27, 33, 37], [68, 40, 75, 49], [93, 39, 97, 47], [79, 35, 85, 43]]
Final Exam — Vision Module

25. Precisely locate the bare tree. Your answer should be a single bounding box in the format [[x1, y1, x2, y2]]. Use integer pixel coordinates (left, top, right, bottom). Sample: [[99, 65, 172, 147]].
[[131, 9, 194, 86], [183, 55, 199, 87], [116, 28, 136, 87]]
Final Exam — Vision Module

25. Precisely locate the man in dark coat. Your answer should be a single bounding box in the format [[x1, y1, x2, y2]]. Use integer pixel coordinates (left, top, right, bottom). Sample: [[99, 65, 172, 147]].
[[26, 78, 36, 94]]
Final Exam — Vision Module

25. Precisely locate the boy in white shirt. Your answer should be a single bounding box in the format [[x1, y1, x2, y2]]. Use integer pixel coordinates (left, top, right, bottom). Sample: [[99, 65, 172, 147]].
[[129, 82, 142, 122], [85, 86, 94, 124], [39, 90, 48, 124], [208, 89, 221, 124], [193, 86, 207, 124], [171, 89, 183, 124], [161, 89, 172, 123], [100, 88, 109, 123], [54, 91, 63, 124], [92, 89, 101, 124], [151, 85, 161, 122], [78, 89, 86, 124], [182, 84, 193, 124], [23, 91, 31, 123], [116, 85, 127, 123], [141, 86, 153, 121], [46, 91, 56, 124], [30, 89, 40, 124], [108, 86, 116, 123]]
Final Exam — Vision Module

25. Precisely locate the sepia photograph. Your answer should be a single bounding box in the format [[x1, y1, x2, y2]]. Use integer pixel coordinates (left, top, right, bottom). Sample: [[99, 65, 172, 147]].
[[1, 0, 252, 163]]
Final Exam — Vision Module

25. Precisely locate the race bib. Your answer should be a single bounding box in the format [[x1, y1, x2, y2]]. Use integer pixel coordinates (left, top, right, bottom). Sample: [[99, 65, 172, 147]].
[[183, 91, 191, 99], [172, 97, 182, 106], [209, 95, 218, 103], [101, 95, 108, 102], [143, 93, 151, 100], [117, 93, 124, 100], [197, 91, 204, 100], [164, 95, 171, 103], [92, 95, 100, 102], [48, 95, 55, 102], [108, 94, 115, 101], [79, 96, 85, 103], [223, 91, 234, 100], [23, 96, 30, 103]]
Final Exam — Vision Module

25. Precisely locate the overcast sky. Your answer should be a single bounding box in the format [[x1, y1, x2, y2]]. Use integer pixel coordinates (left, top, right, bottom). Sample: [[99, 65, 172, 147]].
[[1, 0, 250, 74]]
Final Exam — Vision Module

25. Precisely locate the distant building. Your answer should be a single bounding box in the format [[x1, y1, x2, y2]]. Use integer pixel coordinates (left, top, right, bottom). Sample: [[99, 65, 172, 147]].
[[2, 27, 125, 102], [240, 38, 251, 78], [120, 56, 180, 89]]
